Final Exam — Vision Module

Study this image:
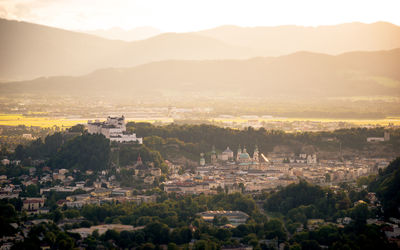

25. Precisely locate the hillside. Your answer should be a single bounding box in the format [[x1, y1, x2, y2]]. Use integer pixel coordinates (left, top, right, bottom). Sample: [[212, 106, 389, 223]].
[[0, 18, 254, 81], [79, 26, 162, 41], [1, 18, 400, 81], [369, 157, 400, 217], [197, 22, 400, 56], [1, 49, 400, 99]]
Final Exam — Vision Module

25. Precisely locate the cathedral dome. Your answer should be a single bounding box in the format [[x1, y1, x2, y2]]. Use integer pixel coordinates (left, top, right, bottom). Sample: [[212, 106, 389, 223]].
[[239, 152, 250, 159]]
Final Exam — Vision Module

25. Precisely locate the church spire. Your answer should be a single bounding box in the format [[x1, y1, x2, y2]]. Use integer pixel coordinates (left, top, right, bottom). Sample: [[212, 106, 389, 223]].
[[211, 145, 217, 164], [236, 145, 242, 162], [253, 145, 259, 162]]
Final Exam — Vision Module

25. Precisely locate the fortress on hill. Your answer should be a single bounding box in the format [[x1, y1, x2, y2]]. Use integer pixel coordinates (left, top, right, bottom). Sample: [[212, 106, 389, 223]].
[[87, 116, 143, 144]]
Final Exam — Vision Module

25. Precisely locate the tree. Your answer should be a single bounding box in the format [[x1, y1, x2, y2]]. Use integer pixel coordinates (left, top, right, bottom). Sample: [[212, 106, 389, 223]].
[[50, 134, 110, 171], [369, 157, 400, 217], [26, 184, 39, 197], [139, 243, 155, 250], [144, 221, 170, 244], [264, 181, 325, 213], [350, 203, 370, 226], [325, 173, 331, 182], [216, 228, 232, 241], [14, 145, 25, 160], [300, 240, 321, 250], [68, 124, 86, 133], [264, 219, 287, 241], [168, 243, 179, 250], [51, 209, 64, 223]]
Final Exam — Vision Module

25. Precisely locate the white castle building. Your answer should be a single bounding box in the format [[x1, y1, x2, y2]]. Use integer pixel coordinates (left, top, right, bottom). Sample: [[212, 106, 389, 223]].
[[87, 116, 143, 144]]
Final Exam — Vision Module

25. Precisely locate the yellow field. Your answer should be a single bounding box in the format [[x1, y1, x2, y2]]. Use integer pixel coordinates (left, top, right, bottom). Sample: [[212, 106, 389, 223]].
[[211, 117, 400, 126], [275, 118, 400, 126], [0, 114, 173, 128], [0, 113, 399, 128], [0, 114, 87, 128]]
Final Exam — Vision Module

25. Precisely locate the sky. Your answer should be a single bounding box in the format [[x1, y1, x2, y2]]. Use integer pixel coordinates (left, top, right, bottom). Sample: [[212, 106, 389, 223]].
[[0, 0, 399, 32]]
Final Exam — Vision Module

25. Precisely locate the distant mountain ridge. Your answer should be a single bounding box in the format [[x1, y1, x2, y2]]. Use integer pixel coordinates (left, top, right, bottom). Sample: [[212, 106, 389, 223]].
[[0, 18, 256, 81], [1, 18, 400, 81], [79, 26, 162, 41], [197, 22, 400, 56], [2, 49, 399, 99]]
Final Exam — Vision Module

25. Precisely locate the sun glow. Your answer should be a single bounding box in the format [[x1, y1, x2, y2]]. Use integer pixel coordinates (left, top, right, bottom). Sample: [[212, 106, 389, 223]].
[[0, 0, 399, 32]]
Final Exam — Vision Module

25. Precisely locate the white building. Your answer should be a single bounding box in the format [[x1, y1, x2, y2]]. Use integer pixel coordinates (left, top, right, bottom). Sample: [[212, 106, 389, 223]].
[[367, 137, 385, 142], [88, 116, 143, 144], [367, 131, 390, 142], [218, 147, 234, 161], [1, 159, 10, 166]]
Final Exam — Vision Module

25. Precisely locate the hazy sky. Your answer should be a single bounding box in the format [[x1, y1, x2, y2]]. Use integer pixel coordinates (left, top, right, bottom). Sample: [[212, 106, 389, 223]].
[[0, 0, 399, 32]]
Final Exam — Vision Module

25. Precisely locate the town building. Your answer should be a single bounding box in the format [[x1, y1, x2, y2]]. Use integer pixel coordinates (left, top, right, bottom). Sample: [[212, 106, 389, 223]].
[[198, 210, 249, 226], [236, 145, 260, 167], [68, 224, 143, 238], [23, 197, 48, 214], [367, 131, 390, 142], [200, 153, 206, 166], [218, 147, 234, 161]]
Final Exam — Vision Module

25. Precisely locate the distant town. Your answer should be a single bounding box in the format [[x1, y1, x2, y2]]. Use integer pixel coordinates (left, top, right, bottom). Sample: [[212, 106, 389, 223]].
[[1, 114, 399, 248]]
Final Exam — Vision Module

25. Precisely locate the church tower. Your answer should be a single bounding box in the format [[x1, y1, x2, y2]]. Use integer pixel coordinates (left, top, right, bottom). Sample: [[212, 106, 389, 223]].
[[200, 153, 205, 166], [384, 131, 390, 141], [236, 145, 242, 162], [211, 145, 217, 164], [253, 145, 259, 162]]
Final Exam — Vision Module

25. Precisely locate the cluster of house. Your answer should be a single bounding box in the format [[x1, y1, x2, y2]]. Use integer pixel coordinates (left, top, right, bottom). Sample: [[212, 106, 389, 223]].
[[68, 224, 144, 239], [1, 158, 21, 166], [215, 118, 395, 132], [0, 219, 55, 249], [122, 154, 162, 185], [60, 189, 157, 209], [163, 146, 392, 195], [200, 145, 261, 167], [0, 159, 162, 216], [88, 115, 143, 143]]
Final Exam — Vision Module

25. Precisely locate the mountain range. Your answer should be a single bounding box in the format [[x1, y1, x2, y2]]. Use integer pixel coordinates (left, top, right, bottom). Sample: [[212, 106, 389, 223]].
[[79, 27, 162, 41], [2, 49, 399, 99], [197, 22, 400, 56], [1, 18, 400, 81]]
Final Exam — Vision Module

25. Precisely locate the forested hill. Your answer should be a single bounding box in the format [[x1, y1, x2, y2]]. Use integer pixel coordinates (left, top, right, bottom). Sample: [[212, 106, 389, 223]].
[[130, 123, 400, 160], [9, 132, 164, 171], [369, 157, 400, 217], [6, 125, 400, 173]]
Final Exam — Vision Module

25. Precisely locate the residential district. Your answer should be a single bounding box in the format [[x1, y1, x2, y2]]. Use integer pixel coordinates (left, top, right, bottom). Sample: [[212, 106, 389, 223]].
[[0, 116, 399, 249]]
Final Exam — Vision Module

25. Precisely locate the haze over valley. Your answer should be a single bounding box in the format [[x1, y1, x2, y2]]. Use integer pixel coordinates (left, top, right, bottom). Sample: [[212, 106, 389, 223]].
[[1, 18, 400, 120], [1, 18, 400, 81]]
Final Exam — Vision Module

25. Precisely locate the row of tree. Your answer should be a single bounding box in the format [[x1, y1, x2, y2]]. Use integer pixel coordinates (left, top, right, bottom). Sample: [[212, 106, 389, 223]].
[[129, 123, 400, 158]]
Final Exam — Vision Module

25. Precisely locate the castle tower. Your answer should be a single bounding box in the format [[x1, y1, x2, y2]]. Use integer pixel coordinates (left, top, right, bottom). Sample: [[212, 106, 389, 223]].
[[253, 145, 259, 162]]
